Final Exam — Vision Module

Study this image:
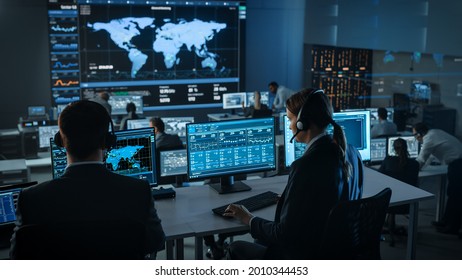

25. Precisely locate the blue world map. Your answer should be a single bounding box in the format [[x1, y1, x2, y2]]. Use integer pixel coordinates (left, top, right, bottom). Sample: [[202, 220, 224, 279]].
[[106, 145, 144, 171]]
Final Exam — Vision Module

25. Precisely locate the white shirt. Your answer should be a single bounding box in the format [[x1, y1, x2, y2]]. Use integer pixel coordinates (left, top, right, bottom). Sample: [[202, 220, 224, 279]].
[[370, 120, 397, 138], [417, 129, 462, 166], [273, 85, 295, 110]]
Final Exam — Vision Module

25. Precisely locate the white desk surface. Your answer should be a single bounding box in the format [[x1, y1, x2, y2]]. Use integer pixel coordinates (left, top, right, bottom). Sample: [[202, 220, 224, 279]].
[[155, 170, 433, 259], [418, 164, 447, 177], [0, 159, 27, 172]]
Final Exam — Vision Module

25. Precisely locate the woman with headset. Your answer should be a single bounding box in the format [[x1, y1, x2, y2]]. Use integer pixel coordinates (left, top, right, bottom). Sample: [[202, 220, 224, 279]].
[[224, 88, 363, 259]]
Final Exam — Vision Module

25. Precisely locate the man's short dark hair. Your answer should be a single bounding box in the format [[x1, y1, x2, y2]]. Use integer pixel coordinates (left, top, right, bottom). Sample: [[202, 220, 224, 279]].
[[126, 102, 136, 113], [414, 122, 429, 136], [150, 117, 165, 132], [378, 107, 388, 120], [59, 100, 111, 159], [268, 81, 279, 88]]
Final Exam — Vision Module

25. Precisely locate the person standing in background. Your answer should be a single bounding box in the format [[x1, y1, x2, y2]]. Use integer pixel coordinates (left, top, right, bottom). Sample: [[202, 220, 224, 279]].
[[370, 107, 397, 138], [268, 81, 295, 112], [90, 92, 112, 115], [413, 123, 462, 235]]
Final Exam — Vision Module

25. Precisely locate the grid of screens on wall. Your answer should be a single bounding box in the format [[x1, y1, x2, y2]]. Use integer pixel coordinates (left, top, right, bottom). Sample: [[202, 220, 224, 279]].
[[50, 128, 157, 186], [284, 110, 371, 167], [186, 117, 276, 180], [47, 0, 247, 111]]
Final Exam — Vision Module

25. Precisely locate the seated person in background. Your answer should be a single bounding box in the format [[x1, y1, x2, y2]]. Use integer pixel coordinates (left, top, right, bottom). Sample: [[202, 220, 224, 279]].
[[268, 81, 295, 112], [224, 88, 363, 259], [10, 100, 165, 259], [89, 92, 112, 115], [370, 107, 397, 138], [241, 91, 269, 118], [379, 138, 419, 234], [149, 117, 183, 150], [119, 102, 140, 131], [413, 123, 462, 235]]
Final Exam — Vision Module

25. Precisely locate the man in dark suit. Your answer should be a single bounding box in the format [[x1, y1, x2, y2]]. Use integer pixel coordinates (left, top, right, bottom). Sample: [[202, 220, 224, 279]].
[[149, 117, 183, 150], [10, 100, 165, 259]]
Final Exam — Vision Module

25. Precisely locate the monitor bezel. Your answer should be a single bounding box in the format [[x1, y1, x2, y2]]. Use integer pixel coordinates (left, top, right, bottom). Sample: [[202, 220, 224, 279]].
[[387, 135, 420, 159], [159, 149, 187, 177], [110, 127, 158, 186], [186, 116, 277, 181], [369, 137, 388, 164], [284, 110, 372, 166], [222, 92, 247, 110]]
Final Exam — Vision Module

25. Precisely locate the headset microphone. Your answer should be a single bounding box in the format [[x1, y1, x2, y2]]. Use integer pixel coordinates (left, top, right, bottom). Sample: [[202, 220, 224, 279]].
[[289, 130, 300, 143]]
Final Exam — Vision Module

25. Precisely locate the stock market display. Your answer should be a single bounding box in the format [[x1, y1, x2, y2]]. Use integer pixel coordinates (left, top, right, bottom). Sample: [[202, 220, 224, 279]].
[[186, 117, 276, 179]]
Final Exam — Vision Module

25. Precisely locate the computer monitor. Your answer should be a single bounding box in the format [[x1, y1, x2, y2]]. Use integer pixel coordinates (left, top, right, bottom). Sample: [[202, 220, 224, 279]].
[[0, 181, 38, 226], [162, 117, 194, 138], [160, 149, 187, 177], [370, 138, 388, 163], [126, 118, 150, 130], [283, 115, 307, 168], [108, 95, 144, 116], [50, 138, 67, 179], [222, 92, 246, 110], [50, 128, 157, 186], [331, 110, 371, 161], [387, 135, 420, 159], [186, 117, 276, 194], [284, 110, 371, 166], [368, 107, 394, 126], [38, 125, 59, 149], [410, 82, 431, 103], [27, 106, 47, 118], [105, 128, 157, 186], [246, 91, 270, 107]]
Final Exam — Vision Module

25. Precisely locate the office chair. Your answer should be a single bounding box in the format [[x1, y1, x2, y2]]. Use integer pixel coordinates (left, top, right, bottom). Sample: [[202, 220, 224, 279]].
[[252, 109, 273, 118], [319, 188, 392, 259], [12, 219, 147, 260]]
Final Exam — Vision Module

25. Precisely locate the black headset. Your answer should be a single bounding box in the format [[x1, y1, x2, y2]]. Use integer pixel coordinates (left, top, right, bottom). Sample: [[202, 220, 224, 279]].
[[295, 88, 325, 131], [289, 89, 325, 143], [54, 118, 117, 150]]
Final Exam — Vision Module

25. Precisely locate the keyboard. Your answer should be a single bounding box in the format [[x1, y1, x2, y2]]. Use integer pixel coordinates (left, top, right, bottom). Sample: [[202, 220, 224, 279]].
[[212, 191, 280, 217]]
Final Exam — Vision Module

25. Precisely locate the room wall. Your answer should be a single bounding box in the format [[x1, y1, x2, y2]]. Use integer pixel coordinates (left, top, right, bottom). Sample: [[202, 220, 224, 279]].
[[304, 0, 462, 138], [0, 0, 50, 129], [245, 0, 305, 92], [370, 50, 462, 138]]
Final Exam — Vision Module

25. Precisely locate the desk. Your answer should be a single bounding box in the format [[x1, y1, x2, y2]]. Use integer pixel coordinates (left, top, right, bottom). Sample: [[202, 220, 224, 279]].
[[370, 164, 448, 222], [155, 169, 433, 260], [418, 165, 447, 222], [0, 159, 30, 185]]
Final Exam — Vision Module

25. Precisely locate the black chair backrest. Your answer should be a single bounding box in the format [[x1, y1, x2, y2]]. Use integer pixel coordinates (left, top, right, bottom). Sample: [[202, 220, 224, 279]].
[[252, 109, 273, 118], [12, 219, 146, 260], [319, 188, 392, 259]]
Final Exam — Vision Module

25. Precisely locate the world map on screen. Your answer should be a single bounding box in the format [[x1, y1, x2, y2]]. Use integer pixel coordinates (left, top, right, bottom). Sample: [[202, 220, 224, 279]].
[[87, 17, 227, 78], [105, 145, 144, 171]]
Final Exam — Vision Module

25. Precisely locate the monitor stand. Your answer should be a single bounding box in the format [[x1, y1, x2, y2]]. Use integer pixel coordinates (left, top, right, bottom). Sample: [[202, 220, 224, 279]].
[[172, 175, 185, 188], [209, 175, 251, 194]]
